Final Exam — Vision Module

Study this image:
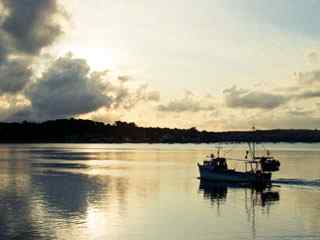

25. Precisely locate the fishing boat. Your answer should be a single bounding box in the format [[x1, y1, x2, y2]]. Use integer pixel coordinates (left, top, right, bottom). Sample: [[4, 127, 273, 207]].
[[198, 129, 280, 185]]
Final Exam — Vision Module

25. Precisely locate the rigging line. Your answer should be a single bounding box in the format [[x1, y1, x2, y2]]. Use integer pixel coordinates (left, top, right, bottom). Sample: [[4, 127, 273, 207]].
[[262, 143, 267, 152]]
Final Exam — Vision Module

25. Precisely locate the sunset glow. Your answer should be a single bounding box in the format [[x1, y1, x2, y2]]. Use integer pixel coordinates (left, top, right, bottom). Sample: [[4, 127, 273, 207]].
[[1, 0, 320, 130]]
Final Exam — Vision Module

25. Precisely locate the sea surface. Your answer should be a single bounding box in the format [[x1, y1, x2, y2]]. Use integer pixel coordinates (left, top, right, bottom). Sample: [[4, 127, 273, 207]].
[[0, 143, 319, 240]]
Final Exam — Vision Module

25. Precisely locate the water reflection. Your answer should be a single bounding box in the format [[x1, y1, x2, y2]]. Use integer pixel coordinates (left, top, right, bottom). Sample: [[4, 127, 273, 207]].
[[1, 144, 320, 240], [199, 180, 280, 239], [0, 173, 52, 240], [32, 172, 106, 217], [199, 180, 280, 208]]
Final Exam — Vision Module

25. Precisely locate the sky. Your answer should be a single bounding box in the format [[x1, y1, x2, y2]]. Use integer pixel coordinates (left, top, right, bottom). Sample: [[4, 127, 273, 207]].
[[0, 0, 320, 130]]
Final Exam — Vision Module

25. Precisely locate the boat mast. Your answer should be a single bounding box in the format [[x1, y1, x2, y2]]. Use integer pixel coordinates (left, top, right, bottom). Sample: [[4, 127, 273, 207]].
[[252, 126, 256, 159], [246, 126, 257, 172]]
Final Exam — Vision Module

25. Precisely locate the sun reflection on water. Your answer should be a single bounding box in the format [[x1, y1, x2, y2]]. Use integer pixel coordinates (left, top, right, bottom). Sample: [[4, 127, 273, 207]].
[[0, 144, 320, 240]]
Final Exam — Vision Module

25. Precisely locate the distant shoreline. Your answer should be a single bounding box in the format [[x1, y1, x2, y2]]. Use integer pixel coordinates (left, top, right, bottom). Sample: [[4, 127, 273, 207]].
[[0, 118, 319, 143]]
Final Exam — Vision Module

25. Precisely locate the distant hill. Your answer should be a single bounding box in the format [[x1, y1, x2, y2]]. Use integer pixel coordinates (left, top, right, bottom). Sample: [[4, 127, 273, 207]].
[[0, 118, 319, 143]]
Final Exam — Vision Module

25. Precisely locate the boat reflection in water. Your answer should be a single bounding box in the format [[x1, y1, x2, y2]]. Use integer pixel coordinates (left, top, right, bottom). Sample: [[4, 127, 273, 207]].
[[199, 180, 279, 207], [198, 180, 280, 238]]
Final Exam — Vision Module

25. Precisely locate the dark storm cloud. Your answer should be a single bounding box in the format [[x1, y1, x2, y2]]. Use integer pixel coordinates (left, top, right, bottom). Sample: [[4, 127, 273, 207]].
[[7, 54, 160, 121], [0, 30, 13, 63], [1, 0, 63, 55], [0, 0, 159, 122], [157, 95, 215, 113], [0, 0, 64, 96], [0, 59, 32, 93], [23, 55, 113, 120], [0, 44, 7, 63], [223, 86, 289, 109]]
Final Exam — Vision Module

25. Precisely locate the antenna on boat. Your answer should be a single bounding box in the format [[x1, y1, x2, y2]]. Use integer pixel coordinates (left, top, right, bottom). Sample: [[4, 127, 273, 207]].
[[214, 143, 223, 158], [266, 150, 270, 156]]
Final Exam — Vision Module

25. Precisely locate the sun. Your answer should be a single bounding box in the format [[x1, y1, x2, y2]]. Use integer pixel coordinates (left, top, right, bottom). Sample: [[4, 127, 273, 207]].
[[59, 46, 117, 71], [77, 47, 116, 71]]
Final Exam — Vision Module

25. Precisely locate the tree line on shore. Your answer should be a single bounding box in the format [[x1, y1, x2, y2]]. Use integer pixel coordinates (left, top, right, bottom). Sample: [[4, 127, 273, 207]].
[[0, 118, 319, 143]]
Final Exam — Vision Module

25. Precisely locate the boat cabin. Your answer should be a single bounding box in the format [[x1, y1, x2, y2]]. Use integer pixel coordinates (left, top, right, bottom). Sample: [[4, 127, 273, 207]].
[[203, 155, 228, 171]]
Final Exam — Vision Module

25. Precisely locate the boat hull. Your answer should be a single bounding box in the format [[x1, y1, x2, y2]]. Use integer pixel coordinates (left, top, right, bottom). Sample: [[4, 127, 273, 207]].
[[198, 163, 271, 185]]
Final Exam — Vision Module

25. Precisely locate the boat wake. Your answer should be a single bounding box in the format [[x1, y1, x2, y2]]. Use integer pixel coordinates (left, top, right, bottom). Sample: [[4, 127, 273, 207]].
[[272, 178, 320, 189]]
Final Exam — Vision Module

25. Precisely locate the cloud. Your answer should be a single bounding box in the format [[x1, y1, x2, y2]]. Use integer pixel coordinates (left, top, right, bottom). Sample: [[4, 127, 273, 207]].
[[0, 29, 12, 63], [287, 108, 312, 116], [7, 54, 159, 121], [0, 0, 159, 122], [157, 93, 215, 113], [288, 68, 320, 100], [146, 90, 161, 101], [296, 90, 320, 99], [80, 107, 123, 124], [1, 0, 63, 55], [0, 94, 30, 120], [0, 0, 160, 123], [276, 66, 320, 101], [102, 82, 160, 111], [223, 86, 289, 109], [256, 113, 320, 129], [307, 51, 319, 64], [298, 70, 320, 84], [200, 107, 320, 131], [0, 0, 65, 96], [0, 59, 32, 94], [25, 54, 112, 119]]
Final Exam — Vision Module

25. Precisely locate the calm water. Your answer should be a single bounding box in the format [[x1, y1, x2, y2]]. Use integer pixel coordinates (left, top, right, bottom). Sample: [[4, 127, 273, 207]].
[[0, 143, 320, 240]]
